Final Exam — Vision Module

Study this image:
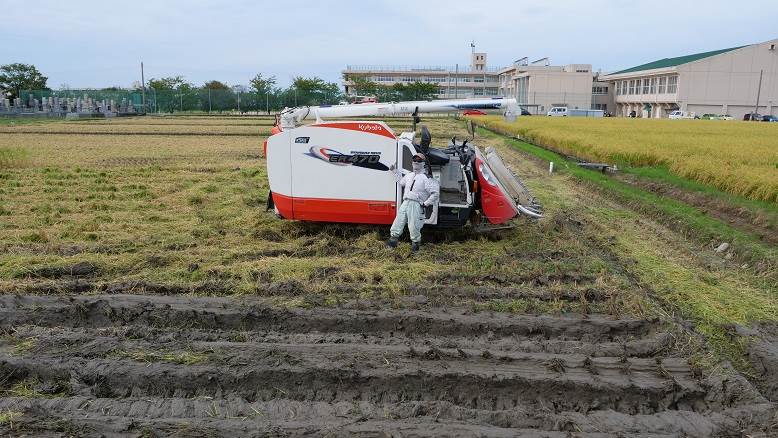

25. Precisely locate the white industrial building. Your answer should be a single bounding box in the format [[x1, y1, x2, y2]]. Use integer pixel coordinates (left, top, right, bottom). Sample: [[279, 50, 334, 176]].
[[602, 38, 778, 118]]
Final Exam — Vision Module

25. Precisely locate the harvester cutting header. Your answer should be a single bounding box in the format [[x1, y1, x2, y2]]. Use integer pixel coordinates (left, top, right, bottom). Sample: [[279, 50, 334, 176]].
[[264, 97, 542, 230]]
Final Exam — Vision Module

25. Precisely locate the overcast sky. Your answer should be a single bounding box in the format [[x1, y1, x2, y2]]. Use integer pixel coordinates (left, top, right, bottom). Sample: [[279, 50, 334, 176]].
[[2, 0, 776, 89]]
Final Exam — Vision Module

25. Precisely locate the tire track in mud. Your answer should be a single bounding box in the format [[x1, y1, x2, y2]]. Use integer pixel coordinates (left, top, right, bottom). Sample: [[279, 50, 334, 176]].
[[0, 294, 775, 437]]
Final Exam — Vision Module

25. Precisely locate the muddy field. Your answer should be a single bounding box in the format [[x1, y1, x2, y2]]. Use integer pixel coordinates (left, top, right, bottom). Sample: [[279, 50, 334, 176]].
[[0, 294, 775, 437], [1, 115, 777, 436]]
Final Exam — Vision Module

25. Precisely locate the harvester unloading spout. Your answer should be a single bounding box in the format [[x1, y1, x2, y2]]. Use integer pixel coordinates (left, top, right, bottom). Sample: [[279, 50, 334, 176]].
[[278, 97, 521, 129]]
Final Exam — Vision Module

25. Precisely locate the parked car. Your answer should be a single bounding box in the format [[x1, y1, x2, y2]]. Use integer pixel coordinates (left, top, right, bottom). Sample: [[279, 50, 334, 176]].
[[743, 113, 762, 121], [701, 113, 719, 120], [669, 110, 696, 119], [547, 107, 604, 117], [718, 114, 733, 120], [547, 107, 568, 116], [763, 115, 778, 122], [520, 107, 531, 116], [462, 109, 486, 116]]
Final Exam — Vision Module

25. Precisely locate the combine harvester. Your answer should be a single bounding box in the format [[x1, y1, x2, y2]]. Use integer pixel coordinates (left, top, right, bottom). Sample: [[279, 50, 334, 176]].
[[264, 97, 542, 229]]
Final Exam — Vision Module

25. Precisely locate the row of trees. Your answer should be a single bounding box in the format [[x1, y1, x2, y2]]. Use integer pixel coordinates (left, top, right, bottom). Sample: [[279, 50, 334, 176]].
[[2, 64, 444, 112], [145, 74, 343, 113], [344, 75, 439, 101]]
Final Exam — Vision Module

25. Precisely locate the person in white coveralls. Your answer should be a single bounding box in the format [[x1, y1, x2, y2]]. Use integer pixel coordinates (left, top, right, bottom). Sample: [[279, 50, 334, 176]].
[[386, 153, 439, 252]]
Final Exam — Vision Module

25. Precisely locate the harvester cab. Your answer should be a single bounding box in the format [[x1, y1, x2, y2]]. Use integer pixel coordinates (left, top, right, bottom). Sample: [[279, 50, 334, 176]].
[[265, 97, 542, 229]]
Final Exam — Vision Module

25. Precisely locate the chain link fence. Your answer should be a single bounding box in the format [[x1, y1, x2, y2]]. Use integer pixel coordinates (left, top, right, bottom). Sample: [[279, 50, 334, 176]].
[[1, 88, 345, 116]]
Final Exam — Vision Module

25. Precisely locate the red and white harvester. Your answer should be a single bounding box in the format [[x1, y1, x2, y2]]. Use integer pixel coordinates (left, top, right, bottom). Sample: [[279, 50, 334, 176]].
[[264, 98, 542, 229]]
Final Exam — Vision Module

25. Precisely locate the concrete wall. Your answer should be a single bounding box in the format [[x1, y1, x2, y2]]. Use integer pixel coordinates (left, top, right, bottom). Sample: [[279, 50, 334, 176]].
[[677, 39, 778, 118]]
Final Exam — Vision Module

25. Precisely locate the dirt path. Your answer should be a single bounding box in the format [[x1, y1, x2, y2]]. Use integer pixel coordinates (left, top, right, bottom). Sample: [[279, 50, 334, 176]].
[[0, 294, 774, 437]]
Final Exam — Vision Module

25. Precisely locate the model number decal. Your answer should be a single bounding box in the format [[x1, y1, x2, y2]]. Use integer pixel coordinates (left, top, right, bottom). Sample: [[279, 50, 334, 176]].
[[304, 147, 388, 171], [329, 154, 381, 164]]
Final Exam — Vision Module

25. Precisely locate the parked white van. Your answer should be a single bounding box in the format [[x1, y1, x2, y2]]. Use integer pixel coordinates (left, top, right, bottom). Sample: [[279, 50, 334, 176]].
[[547, 107, 568, 116], [668, 110, 697, 119], [547, 107, 604, 118]]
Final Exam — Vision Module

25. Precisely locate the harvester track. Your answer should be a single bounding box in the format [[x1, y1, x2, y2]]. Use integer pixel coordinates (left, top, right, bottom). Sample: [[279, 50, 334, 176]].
[[0, 294, 773, 437]]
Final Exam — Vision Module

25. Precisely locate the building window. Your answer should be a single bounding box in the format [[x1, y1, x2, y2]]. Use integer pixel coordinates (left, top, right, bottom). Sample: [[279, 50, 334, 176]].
[[658, 76, 666, 94], [667, 75, 678, 93], [628, 80, 635, 95], [649, 77, 656, 94], [642, 79, 649, 94], [621, 81, 627, 95], [474, 76, 485, 83]]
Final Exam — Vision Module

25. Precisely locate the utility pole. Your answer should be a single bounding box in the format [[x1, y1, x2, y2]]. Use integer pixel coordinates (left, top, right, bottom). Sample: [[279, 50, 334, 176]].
[[754, 69, 764, 115], [208, 88, 212, 113], [266, 92, 269, 114], [140, 62, 146, 114]]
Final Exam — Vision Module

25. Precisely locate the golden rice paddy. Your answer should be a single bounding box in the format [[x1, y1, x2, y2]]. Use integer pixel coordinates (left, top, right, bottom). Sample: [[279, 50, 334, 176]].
[[474, 116, 778, 202]]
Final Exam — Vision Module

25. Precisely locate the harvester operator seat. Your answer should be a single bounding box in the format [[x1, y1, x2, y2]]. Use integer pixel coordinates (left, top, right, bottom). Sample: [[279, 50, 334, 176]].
[[416, 126, 450, 166]]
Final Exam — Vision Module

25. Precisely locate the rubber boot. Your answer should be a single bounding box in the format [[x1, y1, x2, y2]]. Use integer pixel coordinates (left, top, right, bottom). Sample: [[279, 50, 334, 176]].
[[386, 238, 398, 249], [411, 242, 420, 252]]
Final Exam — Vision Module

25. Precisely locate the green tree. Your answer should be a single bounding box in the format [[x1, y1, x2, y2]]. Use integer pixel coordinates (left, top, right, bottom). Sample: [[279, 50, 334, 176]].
[[343, 74, 380, 97], [249, 74, 276, 95], [203, 80, 230, 90], [147, 76, 188, 91], [0, 63, 49, 99], [291, 76, 342, 106], [146, 76, 196, 112], [399, 82, 439, 100]]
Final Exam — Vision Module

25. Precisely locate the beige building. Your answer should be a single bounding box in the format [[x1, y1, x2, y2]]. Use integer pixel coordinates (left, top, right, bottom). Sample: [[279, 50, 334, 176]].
[[602, 38, 778, 118], [342, 52, 500, 99], [497, 60, 597, 114]]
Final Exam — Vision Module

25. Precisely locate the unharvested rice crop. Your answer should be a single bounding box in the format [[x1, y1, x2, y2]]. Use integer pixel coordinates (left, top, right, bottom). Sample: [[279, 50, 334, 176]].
[[474, 116, 778, 202]]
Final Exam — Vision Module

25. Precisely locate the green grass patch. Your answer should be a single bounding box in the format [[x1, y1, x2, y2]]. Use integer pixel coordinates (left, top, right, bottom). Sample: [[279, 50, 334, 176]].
[[0, 147, 30, 169], [623, 165, 778, 221], [1, 378, 69, 398], [0, 410, 22, 426]]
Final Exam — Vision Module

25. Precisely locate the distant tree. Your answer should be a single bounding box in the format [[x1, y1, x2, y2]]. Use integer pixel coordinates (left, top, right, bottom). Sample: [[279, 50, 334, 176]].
[[343, 74, 379, 97], [204, 80, 230, 90], [249, 74, 276, 95], [147, 76, 188, 90], [292, 76, 342, 106], [146, 76, 195, 112], [0, 63, 49, 99], [399, 82, 438, 100]]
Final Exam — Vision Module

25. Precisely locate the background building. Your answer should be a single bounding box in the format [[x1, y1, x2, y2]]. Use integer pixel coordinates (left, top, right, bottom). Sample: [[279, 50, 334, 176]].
[[602, 38, 778, 118], [497, 59, 597, 114], [342, 51, 500, 99]]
